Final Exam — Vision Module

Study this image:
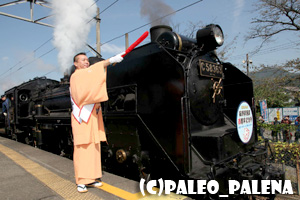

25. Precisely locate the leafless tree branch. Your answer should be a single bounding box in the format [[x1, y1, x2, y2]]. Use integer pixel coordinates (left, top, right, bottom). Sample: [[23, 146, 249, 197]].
[[247, 0, 300, 43]]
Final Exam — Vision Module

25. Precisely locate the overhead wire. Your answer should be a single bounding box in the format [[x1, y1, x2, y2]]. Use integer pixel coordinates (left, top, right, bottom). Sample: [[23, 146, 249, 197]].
[[1, 48, 56, 81], [88, 0, 100, 9], [0, 37, 54, 78], [2, 0, 204, 81], [229, 40, 300, 61], [100, 0, 119, 14], [86, 0, 119, 24], [4, 0, 297, 83], [100, 0, 204, 46], [0, 0, 105, 81]]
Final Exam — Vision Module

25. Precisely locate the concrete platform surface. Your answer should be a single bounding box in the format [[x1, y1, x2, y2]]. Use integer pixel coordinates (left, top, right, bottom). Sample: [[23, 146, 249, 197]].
[[0, 136, 189, 200]]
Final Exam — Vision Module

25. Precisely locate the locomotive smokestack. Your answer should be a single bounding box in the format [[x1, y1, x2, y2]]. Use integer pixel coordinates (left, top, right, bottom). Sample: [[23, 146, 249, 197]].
[[150, 25, 172, 42]]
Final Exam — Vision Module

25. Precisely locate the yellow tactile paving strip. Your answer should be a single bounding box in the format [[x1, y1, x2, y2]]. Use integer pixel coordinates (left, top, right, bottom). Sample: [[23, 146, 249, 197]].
[[100, 181, 187, 200], [136, 187, 188, 200], [0, 143, 187, 200], [101, 182, 143, 200], [0, 144, 101, 200]]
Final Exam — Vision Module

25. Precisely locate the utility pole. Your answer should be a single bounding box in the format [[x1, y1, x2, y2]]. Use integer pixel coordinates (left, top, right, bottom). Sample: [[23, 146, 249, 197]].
[[243, 54, 252, 76], [96, 7, 101, 56], [125, 33, 129, 49]]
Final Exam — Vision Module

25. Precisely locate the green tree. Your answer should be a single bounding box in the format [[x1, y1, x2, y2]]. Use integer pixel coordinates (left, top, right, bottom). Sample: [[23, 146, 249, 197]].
[[247, 0, 300, 107], [251, 63, 299, 107]]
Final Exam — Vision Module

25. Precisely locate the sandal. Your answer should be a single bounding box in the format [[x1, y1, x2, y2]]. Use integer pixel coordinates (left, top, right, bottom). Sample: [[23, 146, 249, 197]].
[[86, 181, 103, 188], [77, 184, 88, 193], [96, 178, 102, 182]]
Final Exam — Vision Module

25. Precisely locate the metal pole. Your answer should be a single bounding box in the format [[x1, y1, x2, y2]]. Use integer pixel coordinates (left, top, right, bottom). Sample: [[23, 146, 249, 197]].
[[30, 1, 33, 21], [297, 155, 300, 195], [96, 7, 101, 55], [0, 11, 53, 27], [246, 54, 249, 76], [125, 33, 129, 49]]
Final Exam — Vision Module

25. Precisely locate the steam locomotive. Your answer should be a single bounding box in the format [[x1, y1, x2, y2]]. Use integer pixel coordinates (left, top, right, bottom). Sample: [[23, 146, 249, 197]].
[[0, 24, 283, 199]]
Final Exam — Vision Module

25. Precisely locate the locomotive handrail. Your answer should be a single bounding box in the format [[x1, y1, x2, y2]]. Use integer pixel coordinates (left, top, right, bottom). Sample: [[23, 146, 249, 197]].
[[46, 108, 70, 113], [38, 91, 70, 99], [107, 84, 137, 91], [223, 112, 236, 126], [244, 148, 268, 157], [191, 144, 214, 165], [44, 106, 50, 114], [156, 42, 187, 69], [136, 114, 182, 175]]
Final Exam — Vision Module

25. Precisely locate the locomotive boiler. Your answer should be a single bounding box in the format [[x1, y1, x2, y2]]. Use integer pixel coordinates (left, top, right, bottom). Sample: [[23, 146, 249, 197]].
[[0, 24, 284, 199]]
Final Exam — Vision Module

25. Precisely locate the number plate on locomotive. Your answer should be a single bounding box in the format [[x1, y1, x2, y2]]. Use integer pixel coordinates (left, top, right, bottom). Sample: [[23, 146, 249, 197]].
[[199, 59, 223, 78]]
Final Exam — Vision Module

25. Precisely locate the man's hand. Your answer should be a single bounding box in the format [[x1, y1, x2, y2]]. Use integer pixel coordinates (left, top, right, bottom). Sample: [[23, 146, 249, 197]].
[[109, 52, 125, 64], [3, 113, 7, 117]]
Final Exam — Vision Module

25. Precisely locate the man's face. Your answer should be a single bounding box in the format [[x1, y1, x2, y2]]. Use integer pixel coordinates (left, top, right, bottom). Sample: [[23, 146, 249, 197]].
[[74, 54, 90, 69]]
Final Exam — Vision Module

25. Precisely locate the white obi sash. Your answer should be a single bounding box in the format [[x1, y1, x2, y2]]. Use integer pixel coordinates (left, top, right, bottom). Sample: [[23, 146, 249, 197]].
[[70, 88, 95, 124]]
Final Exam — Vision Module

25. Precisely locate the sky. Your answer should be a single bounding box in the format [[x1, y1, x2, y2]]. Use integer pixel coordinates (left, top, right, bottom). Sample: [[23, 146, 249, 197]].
[[0, 0, 299, 95]]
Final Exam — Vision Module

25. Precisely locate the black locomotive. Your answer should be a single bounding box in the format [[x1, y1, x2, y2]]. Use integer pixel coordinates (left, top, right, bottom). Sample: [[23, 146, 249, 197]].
[[0, 24, 284, 199]]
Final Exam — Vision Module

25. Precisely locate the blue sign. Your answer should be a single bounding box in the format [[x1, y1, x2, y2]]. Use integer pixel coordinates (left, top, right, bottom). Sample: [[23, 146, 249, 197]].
[[259, 100, 268, 122], [283, 107, 298, 121]]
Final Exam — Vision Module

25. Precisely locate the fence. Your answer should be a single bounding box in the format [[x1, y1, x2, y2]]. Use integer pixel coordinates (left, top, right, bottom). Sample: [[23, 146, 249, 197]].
[[258, 122, 300, 194]]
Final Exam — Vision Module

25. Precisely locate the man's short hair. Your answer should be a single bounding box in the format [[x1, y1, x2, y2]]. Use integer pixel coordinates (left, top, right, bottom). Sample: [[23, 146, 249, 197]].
[[73, 52, 86, 62]]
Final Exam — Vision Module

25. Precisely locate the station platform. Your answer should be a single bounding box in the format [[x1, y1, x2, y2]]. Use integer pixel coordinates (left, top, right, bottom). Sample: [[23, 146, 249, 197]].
[[0, 136, 189, 200], [1, 136, 299, 200]]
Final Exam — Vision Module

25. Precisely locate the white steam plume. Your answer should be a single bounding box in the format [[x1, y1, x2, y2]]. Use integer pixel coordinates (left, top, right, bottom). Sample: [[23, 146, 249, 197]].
[[51, 0, 97, 74]]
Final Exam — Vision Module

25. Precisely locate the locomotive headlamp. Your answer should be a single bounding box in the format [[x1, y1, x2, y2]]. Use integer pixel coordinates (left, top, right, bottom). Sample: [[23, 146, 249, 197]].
[[212, 25, 224, 46], [196, 24, 224, 51]]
